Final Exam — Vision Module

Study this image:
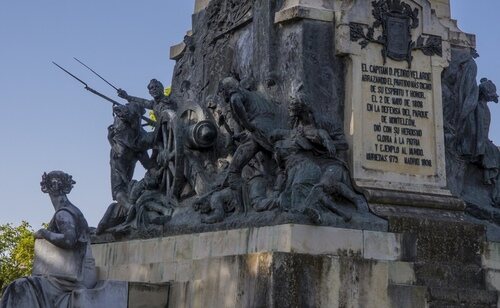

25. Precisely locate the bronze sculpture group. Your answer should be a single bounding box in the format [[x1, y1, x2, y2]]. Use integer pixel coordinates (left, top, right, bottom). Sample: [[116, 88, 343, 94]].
[[93, 75, 370, 235]]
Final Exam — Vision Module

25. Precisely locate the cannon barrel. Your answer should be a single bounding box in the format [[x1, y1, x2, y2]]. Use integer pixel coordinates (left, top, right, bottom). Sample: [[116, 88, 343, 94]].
[[186, 120, 218, 149]]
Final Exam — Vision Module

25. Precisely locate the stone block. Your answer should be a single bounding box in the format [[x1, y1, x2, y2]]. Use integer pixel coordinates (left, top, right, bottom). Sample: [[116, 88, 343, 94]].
[[486, 269, 500, 292], [457, 288, 497, 306], [175, 260, 193, 282], [290, 225, 363, 256], [170, 42, 186, 61], [483, 241, 500, 270], [192, 232, 213, 260], [91, 243, 104, 266], [194, 0, 211, 13], [168, 282, 191, 308], [363, 230, 402, 261], [389, 217, 485, 264], [275, 5, 334, 23], [209, 230, 227, 258], [72, 280, 128, 308], [32, 239, 83, 281], [158, 236, 176, 263], [192, 258, 215, 281], [388, 262, 416, 285], [103, 242, 128, 267], [113, 264, 153, 283], [388, 284, 428, 308], [128, 282, 169, 308], [221, 228, 250, 256], [139, 238, 162, 264], [174, 234, 193, 260], [414, 262, 485, 290], [159, 262, 176, 282]]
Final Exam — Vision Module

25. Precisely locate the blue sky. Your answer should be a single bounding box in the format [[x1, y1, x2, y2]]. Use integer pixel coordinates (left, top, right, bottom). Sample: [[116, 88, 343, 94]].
[[0, 1, 499, 228]]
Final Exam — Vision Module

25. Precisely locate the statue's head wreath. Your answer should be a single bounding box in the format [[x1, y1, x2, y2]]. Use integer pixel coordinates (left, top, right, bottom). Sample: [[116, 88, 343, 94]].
[[40, 171, 76, 196]]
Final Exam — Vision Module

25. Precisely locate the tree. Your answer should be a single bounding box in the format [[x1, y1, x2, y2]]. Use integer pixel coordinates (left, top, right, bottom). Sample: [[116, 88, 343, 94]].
[[0, 221, 35, 292]]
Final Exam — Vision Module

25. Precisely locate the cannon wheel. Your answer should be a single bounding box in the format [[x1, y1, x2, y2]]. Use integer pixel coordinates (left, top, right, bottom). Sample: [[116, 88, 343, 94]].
[[162, 107, 199, 201]]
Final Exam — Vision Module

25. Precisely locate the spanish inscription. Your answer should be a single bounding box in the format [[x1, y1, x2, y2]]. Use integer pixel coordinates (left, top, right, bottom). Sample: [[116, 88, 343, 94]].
[[361, 62, 436, 175]]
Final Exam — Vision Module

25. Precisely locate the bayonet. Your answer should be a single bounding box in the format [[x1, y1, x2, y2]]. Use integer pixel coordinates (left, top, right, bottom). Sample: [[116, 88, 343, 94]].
[[52, 61, 155, 126], [73, 57, 119, 91], [52, 61, 89, 88], [53, 61, 121, 106]]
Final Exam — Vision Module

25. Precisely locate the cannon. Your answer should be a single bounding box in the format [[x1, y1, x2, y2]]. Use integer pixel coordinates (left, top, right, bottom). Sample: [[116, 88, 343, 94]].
[[157, 103, 219, 202]]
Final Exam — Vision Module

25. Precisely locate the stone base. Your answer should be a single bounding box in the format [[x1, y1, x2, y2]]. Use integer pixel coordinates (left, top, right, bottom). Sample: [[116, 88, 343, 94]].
[[71, 281, 168, 308], [91, 223, 500, 307]]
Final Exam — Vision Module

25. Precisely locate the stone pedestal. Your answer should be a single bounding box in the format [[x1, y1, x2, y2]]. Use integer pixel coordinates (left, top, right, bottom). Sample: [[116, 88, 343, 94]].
[[92, 223, 500, 307]]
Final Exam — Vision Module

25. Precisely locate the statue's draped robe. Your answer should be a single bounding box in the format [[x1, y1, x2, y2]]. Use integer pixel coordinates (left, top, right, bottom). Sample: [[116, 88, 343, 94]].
[[0, 205, 96, 308], [453, 53, 479, 157]]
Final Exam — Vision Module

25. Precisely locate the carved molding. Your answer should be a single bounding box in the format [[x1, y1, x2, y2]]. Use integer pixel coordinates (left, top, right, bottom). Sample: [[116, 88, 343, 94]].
[[349, 0, 443, 67]]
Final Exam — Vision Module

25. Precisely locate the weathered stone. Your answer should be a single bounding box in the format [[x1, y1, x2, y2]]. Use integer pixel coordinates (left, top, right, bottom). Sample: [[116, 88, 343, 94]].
[[414, 262, 485, 290], [483, 239, 500, 270], [389, 216, 485, 264], [363, 230, 402, 261], [127, 282, 169, 308], [290, 225, 363, 256], [428, 287, 497, 306], [486, 269, 500, 292], [388, 284, 428, 308], [388, 261, 416, 285]]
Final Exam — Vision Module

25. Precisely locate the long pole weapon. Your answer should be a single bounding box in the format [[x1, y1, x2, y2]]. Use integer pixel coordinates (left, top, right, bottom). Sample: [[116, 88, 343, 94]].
[[73, 57, 119, 91], [52, 61, 154, 126]]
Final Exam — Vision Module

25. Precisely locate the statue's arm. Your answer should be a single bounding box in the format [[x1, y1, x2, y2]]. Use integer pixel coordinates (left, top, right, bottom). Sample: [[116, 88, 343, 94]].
[[317, 128, 337, 157], [118, 89, 155, 109], [230, 94, 255, 132], [35, 211, 78, 249], [126, 96, 155, 110]]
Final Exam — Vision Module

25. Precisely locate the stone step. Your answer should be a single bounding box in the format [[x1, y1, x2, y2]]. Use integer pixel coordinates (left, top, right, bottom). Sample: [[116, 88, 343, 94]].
[[427, 287, 497, 307], [414, 262, 485, 289]]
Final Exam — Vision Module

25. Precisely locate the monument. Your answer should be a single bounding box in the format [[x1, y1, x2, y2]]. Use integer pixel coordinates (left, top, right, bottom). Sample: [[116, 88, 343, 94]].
[[5, 0, 500, 307]]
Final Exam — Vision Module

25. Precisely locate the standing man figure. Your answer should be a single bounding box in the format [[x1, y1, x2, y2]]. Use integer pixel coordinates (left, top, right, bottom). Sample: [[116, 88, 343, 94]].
[[218, 77, 278, 190], [117, 79, 177, 129]]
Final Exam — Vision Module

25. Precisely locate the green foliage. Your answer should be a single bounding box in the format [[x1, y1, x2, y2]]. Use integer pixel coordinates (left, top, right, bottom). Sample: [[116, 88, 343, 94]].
[[0, 221, 35, 292]]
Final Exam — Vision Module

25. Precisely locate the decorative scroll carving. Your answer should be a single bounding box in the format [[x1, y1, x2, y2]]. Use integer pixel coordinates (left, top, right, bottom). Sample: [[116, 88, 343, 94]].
[[206, 0, 253, 42], [349, 0, 442, 67]]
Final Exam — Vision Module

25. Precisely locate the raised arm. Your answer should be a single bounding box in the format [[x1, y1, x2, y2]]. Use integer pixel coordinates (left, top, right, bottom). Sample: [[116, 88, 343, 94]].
[[117, 89, 155, 110]]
